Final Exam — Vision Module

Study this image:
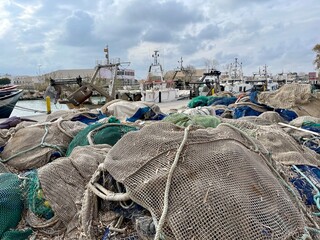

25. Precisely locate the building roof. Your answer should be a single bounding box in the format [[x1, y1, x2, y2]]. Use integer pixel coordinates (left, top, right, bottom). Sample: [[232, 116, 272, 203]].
[[164, 68, 206, 81], [43, 69, 95, 80]]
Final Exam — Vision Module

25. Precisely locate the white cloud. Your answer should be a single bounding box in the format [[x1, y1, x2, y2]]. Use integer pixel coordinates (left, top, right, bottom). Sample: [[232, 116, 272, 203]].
[[0, 0, 319, 77]]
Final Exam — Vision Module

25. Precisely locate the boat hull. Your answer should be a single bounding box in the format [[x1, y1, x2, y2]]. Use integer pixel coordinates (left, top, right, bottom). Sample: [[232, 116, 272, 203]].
[[0, 90, 23, 118]]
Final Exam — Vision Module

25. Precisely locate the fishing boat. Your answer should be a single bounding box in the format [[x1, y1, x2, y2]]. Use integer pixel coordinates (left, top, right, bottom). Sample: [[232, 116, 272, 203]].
[[219, 58, 253, 93], [0, 85, 23, 118], [141, 50, 182, 102]]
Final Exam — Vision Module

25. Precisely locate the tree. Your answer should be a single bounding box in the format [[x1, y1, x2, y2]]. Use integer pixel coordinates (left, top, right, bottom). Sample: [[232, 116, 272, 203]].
[[313, 44, 320, 70], [0, 77, 11, 85], [204, 58, 219, 72], [182, 65, 196, 82]]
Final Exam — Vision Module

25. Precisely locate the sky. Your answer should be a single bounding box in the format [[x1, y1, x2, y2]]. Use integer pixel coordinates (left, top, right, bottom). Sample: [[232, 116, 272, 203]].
[[0, 0, 319, 79]]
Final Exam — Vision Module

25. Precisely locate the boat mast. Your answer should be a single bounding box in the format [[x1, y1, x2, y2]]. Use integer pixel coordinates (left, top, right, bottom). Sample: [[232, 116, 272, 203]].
[[262, 64, 268, 90], [147, 50, 164, 83]]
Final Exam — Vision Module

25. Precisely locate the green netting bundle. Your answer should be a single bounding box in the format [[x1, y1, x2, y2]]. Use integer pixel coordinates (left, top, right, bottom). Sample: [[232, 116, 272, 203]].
[[0, 173, 24, 238], [22, 170, 54, 220], [1, 228, 33, 240], [163, 113, 221, 128], [302, 121, 320, 132], [188, 96, 213, 108], [66, 122, 138, 156]]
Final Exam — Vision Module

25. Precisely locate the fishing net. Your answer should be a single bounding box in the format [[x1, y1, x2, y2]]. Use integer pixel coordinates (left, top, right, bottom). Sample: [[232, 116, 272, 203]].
[[221, 119, 320, 166], [25, 145, 111, 239], [0, 162, 9, 174], [101, 100, 164, 122], [0, 129, 11, 149], [45, 109, 106, 124], [66, 122, 138, 156], [188, 96, 237, 108], [179, 106, 215, 116], [0, 173, 33, 239], [163, 113, 221, 128], [0, 119, 86, 170], [22, 170, 54, 220], [258, 84, 312, 109], [258, 84, 320, 118], [99, 122, 308, 239]]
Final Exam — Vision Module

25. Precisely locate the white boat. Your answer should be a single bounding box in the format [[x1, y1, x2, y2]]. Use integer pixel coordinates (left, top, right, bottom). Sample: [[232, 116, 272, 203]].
[[248, 65, 279, 91], [221, 58, 253, 93], [141, 50, 181, 103], [199, 58, 252, 94]]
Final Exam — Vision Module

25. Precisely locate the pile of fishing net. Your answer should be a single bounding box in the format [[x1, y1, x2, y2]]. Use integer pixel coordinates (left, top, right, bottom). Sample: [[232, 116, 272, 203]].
[[0, 145, 111, 239], [187, 95, 237, 108], [83, 121, 320, 239], [0, 119, 86, 170], [258, 84, 320, 118], [66, 121, 138, 156], [101, 100, 165, 122], [45, 109, 106, 124]]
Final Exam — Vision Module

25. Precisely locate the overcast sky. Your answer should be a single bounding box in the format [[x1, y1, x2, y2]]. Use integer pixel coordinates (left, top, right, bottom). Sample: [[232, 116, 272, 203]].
[[0, 0, 319, 79]]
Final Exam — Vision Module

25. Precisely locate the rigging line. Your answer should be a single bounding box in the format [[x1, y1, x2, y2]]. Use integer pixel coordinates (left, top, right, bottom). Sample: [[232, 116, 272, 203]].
[[14, 105, 47, 113]]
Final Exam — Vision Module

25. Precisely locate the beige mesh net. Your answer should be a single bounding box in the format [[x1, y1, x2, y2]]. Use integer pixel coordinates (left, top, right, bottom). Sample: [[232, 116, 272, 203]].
[[220, 118, 320, 166], [258, 84, 312, 109], [100, 122, 307, 239], [258, 84, 320, 118], [29, 144, 111, 239], [0, 120, 86, 170]]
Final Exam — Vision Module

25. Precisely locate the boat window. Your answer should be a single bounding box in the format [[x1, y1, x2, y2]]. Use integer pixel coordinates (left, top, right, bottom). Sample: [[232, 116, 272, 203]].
[[239, 86, 242, 92], [244, 87, 246, 92]]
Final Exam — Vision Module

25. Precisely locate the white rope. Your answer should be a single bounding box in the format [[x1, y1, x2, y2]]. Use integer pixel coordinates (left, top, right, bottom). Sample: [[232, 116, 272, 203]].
[[88, 182, 131, 201], [278, 122, 320, 137], [154, 125, 191, 240]]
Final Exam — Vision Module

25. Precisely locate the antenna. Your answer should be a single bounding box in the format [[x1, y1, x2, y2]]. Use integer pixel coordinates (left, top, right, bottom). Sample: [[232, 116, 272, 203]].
[[104, 45, 109, 64], [152, 50, 160, 66]]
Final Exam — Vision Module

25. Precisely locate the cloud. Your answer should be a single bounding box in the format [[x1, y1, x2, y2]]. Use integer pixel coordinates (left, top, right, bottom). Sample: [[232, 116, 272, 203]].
[[58, 10, 97, 47], [0, 0, 319, 77]]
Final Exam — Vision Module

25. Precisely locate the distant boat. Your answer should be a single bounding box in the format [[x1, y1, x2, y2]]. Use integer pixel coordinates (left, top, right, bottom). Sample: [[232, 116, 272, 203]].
[[141, 50, 182, 102], [0, 86, 24, 118]]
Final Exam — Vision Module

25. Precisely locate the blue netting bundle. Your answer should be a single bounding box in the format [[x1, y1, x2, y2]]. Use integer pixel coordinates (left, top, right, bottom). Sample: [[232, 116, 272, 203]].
[[233, 106, 263, 119], [126, 107, 166, 122], [302, 122, 320, 133], [249, 91, 260, 105], [207, 96, 237, 106], [275, 109, 298, 122], [70, 112, 107, 125], [215, 109, 226, 116], [303, 140, 320, 154], [290, 165, 320, 206]]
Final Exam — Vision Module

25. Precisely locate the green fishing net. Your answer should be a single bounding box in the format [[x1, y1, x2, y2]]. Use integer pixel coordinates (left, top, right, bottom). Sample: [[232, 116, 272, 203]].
[[0, 173, 25, 238], [188, 96, 213, 108], [66, 121, 138, 156], [23, 170, 54, 220], [163, 113, 221, 128], [1, 228, 33, 240]]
